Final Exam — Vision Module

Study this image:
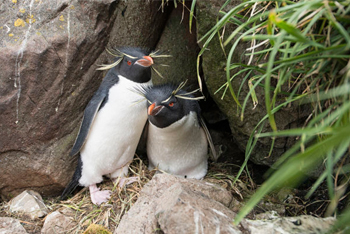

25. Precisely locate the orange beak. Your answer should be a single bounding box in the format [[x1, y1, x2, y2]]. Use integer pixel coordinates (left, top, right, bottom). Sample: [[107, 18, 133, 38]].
[[135, 56, 154, 67], [148, 103, 164, 116], [148, 103, 156, 115]]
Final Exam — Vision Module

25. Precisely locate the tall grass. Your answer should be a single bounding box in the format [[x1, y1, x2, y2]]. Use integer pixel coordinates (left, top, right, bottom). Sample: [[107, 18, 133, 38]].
[[198, 0, 350, 230]]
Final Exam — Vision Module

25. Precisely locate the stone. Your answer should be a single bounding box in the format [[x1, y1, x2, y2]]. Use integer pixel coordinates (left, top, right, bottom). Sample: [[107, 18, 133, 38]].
[[242, 215, 336, 234], [41, 210, 76, 234], [9, 190, 49, 220], [196, 0, 310, 168], [115, 173, 240, 234], [0, 217, 28, 234]]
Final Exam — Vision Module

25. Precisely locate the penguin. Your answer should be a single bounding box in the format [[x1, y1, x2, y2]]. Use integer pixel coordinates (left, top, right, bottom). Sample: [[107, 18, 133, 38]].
[[61, 47, 155, 205], [141, 82, 216, 179]]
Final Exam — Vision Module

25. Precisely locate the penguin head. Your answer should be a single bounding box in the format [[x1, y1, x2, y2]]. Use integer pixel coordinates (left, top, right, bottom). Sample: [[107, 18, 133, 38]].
[[143, 83, 202, 128], [117, 48, 154, 83], [99, 47, 154, 83]]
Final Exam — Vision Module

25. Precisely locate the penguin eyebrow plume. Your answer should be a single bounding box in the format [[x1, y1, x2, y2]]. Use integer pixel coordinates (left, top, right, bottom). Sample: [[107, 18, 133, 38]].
[[149, 50, 171, 79], [161, 80, 205, 103], [96, 48, 124, 70], [96, 57, 123, 71], [175, 88, 205, 101], [152, 66, 164, 79], [149, 50, 172, 58], [119, 50, 138, 59]]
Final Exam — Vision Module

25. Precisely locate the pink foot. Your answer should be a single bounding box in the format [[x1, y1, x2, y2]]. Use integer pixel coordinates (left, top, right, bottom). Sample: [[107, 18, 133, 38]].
[[89, 184, 111, 205], [114, 176, 138, 188]]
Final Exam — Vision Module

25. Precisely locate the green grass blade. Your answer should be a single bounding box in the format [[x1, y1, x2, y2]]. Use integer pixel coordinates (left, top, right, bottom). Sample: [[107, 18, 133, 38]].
[[234, 123, 350, 225], [328, 207, 350, 233], [189, 0, 196, 33]]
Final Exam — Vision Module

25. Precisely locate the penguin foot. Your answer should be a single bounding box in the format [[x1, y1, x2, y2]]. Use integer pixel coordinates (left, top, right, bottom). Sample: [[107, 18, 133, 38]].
[[89, 184, 111, 205], [114, 177, 138, 188]]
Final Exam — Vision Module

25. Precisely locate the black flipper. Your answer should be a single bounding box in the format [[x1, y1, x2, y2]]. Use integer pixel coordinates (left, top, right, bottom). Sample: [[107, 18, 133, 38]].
[[199, 116, 218, 161], [70, 71, 119, 156], [60, 155, 83, 200], [70, 92, 106, 156]]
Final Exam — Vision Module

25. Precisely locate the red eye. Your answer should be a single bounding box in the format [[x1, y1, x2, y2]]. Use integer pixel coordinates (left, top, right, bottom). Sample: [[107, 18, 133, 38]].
[[169, 102, 174, 107], [127, 60, 132, 66]]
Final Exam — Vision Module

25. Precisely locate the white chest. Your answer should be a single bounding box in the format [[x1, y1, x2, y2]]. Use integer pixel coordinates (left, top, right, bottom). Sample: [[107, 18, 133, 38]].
[[81, 76, 151, 173], [147, 112, 208, 179]]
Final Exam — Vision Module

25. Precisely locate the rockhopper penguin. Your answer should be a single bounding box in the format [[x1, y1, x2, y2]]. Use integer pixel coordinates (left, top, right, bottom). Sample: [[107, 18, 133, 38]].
[[142, 82, 216, 179], [61, 48, 154, 205]]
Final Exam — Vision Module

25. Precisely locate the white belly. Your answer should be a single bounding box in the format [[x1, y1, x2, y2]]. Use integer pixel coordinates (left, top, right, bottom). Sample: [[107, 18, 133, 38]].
[[79, 76, 151, 186], [147, 112, 208, 179]]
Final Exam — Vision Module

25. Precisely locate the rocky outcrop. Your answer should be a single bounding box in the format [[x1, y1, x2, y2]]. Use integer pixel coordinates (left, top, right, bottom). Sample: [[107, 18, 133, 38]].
[[0, 0, 170, 199], [115, 173, 240, 234]]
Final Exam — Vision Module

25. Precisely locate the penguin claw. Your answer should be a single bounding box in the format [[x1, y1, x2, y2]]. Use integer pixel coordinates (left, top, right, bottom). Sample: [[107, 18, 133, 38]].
[[89, 184, 111, 205]]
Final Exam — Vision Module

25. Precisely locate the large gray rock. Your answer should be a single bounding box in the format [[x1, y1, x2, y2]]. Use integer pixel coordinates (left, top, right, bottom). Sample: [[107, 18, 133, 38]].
[[0, 217, 28, 234], [155, 182, 241, 234], [0, 0, 119, 200], [196, 0, 310, 167], [0, 0, 170, 200], [115, 173, 239, 234]]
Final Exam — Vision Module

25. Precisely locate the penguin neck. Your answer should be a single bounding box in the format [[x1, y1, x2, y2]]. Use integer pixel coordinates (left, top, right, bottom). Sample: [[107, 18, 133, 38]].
[[105, 75, 152, 110], [150, 111, 200, 136], [117, 64, 152, 83], [117, 75, 152, 87]]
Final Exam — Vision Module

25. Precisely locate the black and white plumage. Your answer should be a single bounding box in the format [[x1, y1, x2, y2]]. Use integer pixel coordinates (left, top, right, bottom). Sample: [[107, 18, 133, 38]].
[[61, 48, 154, 205], [142, 83, 216, 179]]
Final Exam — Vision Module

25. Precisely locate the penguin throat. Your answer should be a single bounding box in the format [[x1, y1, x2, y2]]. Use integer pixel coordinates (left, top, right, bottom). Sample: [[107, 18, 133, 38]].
[[118, 66, 151, 83]]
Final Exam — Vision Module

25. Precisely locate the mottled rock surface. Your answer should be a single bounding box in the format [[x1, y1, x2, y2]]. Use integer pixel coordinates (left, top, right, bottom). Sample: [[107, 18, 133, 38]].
[[0, 217, 28, 234], [9, 190, 48, 220], [155, 182, 241, 234], [242, 215, 335, 234], [41, 210, 76, 234], [115, 173, 239, 234]]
